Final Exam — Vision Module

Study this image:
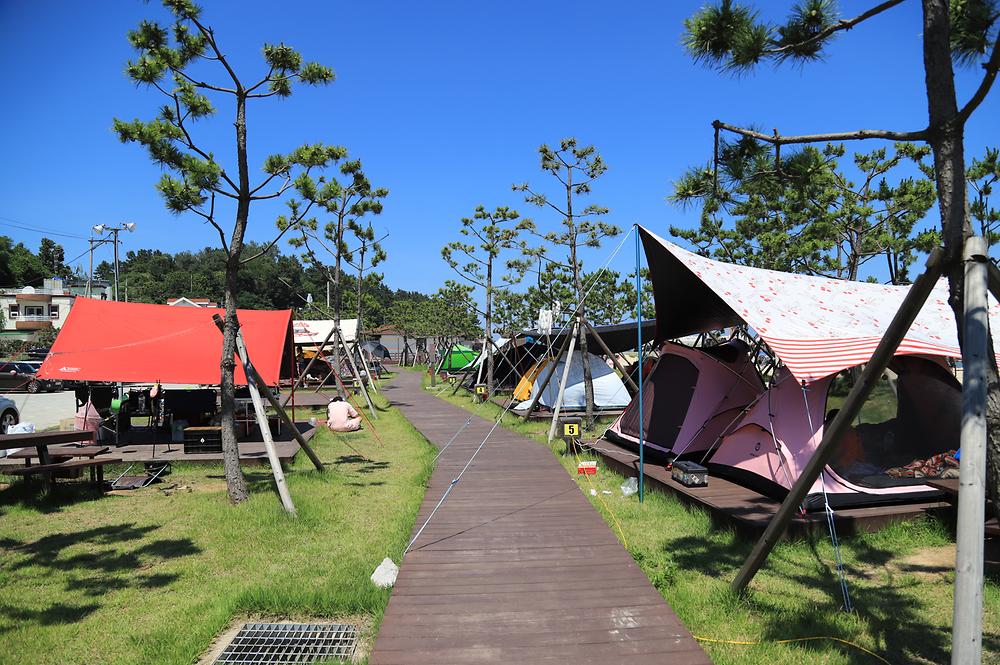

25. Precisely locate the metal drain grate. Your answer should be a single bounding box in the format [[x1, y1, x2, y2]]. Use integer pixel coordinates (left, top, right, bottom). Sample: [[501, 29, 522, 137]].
[[215, 623, 357, 664]]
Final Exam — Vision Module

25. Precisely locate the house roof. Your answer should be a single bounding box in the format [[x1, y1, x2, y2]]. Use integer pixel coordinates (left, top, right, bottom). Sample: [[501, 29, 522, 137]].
[[38, 298, 293, 385]]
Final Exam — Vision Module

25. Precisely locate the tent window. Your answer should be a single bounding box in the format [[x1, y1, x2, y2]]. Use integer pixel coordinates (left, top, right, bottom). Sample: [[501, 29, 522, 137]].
[[825, 357, 961, 488], [619, 354, 698, 452]]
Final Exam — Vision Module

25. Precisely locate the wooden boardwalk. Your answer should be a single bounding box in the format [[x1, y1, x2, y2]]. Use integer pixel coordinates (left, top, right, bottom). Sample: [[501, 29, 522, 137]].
[[370, 372, 709, 665]]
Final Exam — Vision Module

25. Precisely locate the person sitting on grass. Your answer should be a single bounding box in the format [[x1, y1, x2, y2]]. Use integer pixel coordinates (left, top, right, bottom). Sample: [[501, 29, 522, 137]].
[[327, 395, 362, 432]]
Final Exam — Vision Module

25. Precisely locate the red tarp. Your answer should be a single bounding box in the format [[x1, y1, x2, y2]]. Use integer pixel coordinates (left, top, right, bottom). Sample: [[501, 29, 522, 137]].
[[38, 298, 293, 385]]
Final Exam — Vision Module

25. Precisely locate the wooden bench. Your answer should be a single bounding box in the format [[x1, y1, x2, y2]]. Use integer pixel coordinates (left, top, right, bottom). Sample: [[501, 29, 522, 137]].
[[5, 456, 122, 487]]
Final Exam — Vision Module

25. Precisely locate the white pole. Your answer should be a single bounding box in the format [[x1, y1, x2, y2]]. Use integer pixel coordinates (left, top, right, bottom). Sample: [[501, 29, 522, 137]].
[[547, 319, 579, 444], [952, 236, 989, 664], [234, 326, 296, 516]]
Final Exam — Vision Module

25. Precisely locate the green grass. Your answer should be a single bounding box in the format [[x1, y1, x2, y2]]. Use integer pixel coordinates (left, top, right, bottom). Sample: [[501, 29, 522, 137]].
[[0, 392, 435, 665], [428, 377, 1000, 665]]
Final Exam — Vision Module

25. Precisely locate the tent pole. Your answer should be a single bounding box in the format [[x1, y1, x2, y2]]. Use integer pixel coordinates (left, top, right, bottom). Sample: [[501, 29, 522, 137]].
[[635, 226, 644, 503], [584, 320, 639, 394], [338, 327, 378, 419], [952, 237, 989, 665], [547, 318, 580, 444], [281, 324, 338, 408], [218, 316, 296, 516], [731, 247, 946, 595], [521, 326, 575, 421]]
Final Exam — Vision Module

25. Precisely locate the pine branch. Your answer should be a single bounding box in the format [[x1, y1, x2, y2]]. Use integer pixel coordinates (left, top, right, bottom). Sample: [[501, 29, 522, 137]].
[[765, 0, 906, 57], [713, 119, 929, 146], [958, 32, 1000, 124], [241, 198, 316, 264]]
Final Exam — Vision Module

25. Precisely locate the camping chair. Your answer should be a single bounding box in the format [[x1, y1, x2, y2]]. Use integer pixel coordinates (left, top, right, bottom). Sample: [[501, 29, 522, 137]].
[[111, 461, 171, 490]]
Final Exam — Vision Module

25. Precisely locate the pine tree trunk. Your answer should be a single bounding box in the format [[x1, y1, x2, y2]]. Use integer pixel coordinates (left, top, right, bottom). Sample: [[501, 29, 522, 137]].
[[219, 92, 251, 505], [922, 0, 1000, 507]]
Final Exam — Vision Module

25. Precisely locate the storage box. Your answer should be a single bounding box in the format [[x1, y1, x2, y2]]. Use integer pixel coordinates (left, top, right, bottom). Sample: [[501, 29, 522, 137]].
[[671, 460, 708, 487], [577, 461, 598, 475], [183, 426, 223, 454]]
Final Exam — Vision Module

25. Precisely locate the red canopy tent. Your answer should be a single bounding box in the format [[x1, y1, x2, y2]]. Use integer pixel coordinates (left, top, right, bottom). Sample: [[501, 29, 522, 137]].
[[38, 299, 293, 385]]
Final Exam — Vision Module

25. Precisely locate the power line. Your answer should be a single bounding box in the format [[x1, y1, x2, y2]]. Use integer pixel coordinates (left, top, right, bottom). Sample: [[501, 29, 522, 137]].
[[0, 216, 89, 240]]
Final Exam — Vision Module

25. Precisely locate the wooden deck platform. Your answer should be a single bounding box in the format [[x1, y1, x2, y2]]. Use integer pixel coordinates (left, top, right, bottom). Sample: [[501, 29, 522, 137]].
[[0, 423, 314, 467], [370, 372, 710, 665], [590, 437, 952, 539]]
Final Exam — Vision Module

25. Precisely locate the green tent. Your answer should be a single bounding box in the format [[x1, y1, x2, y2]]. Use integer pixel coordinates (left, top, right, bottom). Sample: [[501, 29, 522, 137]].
[[438, 344, 477, 371]]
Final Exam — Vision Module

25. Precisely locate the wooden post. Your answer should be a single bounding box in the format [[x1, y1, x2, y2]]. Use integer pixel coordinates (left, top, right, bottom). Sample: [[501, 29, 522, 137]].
[[731, 247, 945, 594], [355, 338, 378, 394], [584, 320, 640, 393], [281, 324, 338, 409], [218, 316, 296, 516], [520, 326, 575, 420], [952, 236, 989, 665], [338, 328, 378, 420], [547, 319, 580, 444]]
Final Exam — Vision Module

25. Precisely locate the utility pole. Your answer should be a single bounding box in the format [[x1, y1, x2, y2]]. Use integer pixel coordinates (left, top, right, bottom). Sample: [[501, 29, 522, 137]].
[[92, 223, 136, 302], [87, 237, 95, 298]]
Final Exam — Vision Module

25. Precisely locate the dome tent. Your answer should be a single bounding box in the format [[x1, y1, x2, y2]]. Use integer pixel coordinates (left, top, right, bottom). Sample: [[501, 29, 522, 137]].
[[516, 351, 631, 411]]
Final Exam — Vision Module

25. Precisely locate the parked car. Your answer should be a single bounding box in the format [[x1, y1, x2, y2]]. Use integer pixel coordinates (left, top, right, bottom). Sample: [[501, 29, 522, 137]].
[[0, 396, 18, 433], [0, 362, 62, 393]]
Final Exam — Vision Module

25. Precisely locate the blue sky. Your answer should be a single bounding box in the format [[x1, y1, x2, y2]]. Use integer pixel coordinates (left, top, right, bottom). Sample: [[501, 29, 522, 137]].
[[1, 1, 997, 294]]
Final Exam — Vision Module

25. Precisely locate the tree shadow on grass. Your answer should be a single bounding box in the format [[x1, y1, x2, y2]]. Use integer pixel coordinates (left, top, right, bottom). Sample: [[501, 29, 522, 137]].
[[333, 455, 389, 474], [664, 531, 954, 663], [0, 478, 108, 517], [0, 523, 200, 634]]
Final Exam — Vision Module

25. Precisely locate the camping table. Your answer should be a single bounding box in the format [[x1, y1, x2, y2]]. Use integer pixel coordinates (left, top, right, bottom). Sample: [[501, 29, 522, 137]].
[[0, 431, 96, 466], [8, 445, 110, 466]]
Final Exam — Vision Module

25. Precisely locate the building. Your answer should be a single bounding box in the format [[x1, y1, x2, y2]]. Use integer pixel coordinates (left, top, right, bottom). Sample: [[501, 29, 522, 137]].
[[167, 297, 219, 308], [1, 278, 77, 333]]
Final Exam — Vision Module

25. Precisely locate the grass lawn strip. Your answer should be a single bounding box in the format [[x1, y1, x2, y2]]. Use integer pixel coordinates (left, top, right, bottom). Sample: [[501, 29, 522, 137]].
[[426, 373, 1000, 665], [0, 389, 435, 665]]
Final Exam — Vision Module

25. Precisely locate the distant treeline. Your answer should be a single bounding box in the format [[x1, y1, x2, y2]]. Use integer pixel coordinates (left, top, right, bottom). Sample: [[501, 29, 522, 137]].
[[0, 235, 430, 328]]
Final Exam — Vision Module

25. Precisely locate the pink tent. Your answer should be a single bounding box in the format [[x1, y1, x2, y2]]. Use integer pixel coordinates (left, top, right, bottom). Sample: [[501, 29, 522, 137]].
[[604, 228, 988, 509]]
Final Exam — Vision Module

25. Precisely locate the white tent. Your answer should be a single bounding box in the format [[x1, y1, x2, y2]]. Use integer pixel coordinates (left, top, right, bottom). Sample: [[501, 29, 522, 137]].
[[292, 319, 358, 347], [516, 351, 631, 411]]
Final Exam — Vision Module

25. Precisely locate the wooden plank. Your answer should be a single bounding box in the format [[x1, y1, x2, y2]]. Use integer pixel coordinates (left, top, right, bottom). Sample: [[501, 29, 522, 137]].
[[4, 456, 122, 475], [370, 372, 710, 665], [0, 430, 94, 450]]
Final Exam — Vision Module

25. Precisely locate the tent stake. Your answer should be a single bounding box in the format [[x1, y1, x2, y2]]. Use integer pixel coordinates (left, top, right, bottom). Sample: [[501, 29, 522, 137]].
[[217, 316, 296, 516], [952, 236, 989, 665], [547, 319, 580, 444], [521, 325, 575, 420], [731, 247, 945, 594]]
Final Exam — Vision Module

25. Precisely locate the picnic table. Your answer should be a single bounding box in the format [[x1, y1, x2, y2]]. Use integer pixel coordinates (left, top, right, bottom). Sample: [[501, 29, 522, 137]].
[[0, 431, 120, 488]]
